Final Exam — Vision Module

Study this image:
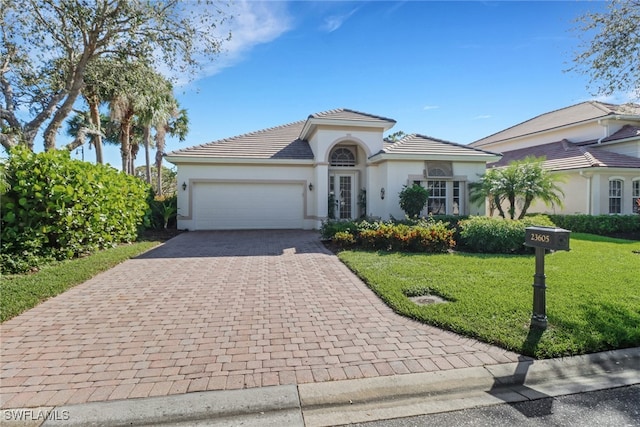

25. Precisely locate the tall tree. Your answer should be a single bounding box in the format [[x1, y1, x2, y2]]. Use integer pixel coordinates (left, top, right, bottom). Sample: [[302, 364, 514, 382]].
[[107, 61, 159, 174], [136, 73, 177, 184], [1, 0, 230, 151], [154, 108, 188, 196], [571, 0, 640, 98]]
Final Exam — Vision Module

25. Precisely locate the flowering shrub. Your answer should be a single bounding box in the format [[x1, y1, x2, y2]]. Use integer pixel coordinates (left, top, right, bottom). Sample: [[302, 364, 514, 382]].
[[332, 231, 356, 247], [325, 219, 455, 253]]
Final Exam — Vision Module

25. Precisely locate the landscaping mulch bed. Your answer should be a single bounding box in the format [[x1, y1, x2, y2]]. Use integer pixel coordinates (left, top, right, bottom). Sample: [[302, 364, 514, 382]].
[[139, 228, 185, 242]]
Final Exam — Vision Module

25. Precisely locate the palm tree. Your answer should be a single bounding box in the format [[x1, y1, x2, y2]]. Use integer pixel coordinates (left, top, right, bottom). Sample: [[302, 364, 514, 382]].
[[469, 167, 506, 218], [471, 157, 564, 219], [515, 158, 564, 219], [107, 61, 160, 174], [154, 108, 188, 196], [136, 73, 177, 185]]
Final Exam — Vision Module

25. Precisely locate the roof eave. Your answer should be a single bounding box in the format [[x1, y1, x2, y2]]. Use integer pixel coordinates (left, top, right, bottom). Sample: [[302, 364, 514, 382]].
[[299, 117, 395, 140], [368, 153, 502, 163], [164, 155, 315, 165]]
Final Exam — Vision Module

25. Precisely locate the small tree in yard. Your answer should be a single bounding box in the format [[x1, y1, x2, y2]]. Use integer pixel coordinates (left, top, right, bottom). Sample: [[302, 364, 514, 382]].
[[471, 157, 564, 219], [399, 184, 429, 218]]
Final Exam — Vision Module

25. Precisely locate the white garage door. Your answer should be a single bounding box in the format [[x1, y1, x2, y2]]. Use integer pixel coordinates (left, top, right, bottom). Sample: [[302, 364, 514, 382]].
[[193, 182, 304, 230]]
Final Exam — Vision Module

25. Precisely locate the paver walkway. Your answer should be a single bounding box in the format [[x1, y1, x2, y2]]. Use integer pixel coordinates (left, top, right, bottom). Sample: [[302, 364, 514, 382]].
[[0, 230, 522, 409]]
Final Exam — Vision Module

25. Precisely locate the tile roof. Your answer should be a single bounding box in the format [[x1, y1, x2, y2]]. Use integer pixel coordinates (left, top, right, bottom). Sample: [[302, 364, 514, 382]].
[[380, 134, 500, 157], [602, 124, 640, 142], [309, 108, 397, 124], [167, 108, 396, 160], [490, 139, 640, 170], [167, 120, 314, 160], [472, 101, 640, 147]]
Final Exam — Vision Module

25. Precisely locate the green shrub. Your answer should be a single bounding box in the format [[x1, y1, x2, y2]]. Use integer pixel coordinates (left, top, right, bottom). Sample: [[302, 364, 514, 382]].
[[1, 147, 150, 273], [548, 214, 640, 235], [399, 184, 429, 218], [320, 219, 359, 239], [149, 195, 177, 229], [458, 216, 556, 254]]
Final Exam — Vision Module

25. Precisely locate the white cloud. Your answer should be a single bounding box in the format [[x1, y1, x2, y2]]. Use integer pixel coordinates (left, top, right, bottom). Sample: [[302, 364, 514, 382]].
[[423, 105, 440, 111], [579, 91, 639, 104], [166, 1, 292, 86], [473, 115, 492, 120], [321, 7, 359, 33]]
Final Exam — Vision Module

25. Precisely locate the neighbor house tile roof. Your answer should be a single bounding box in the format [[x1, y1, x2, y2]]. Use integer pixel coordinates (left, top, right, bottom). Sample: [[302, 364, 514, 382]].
[[380, 134, 500, 157], [601, 124, 640, 143], [490, 139, 640, 170], [472, 101, 640, 147]]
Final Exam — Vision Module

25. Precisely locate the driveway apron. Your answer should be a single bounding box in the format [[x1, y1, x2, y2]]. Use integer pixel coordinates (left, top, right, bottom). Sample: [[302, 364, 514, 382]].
[[0, 230, 521, 409]]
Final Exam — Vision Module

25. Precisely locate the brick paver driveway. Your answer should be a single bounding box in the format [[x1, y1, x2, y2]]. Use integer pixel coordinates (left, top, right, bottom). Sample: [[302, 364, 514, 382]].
[[1, 230, 521, 409]]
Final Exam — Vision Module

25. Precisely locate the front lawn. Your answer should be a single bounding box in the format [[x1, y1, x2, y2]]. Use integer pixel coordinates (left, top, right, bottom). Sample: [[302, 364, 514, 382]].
[[338, 233, 640, 358], [0, 241, 161, 322]]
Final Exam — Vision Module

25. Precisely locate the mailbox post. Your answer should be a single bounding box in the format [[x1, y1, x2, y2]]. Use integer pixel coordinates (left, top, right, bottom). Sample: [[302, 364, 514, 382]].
[[524, 226, 571, 329]]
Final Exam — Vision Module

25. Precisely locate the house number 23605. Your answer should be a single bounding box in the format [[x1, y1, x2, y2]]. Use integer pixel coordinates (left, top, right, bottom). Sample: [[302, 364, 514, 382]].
[[530, 233, 550, 243]]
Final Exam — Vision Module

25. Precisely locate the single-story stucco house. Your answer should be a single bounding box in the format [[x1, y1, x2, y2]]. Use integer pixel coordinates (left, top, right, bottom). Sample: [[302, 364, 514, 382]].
[[165, 109, 501, 230], [470, 101, 640, 215]]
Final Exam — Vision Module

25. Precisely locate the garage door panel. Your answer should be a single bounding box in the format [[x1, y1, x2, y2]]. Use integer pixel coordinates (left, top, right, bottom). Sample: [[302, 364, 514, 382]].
[[193, 182, 304, 230]]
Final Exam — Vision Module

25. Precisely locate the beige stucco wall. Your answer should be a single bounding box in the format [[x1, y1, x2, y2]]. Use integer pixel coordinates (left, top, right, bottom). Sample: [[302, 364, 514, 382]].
[[373, 160, 488, 219], [308, 126, 383, 162], [599, 140, 640, 158], [512, 169, 640, 216]]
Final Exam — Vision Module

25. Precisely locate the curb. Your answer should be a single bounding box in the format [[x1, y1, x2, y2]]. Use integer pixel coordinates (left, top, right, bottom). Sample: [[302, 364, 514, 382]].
[[300, 347, 640, 427], [2, 348, 638, 427]]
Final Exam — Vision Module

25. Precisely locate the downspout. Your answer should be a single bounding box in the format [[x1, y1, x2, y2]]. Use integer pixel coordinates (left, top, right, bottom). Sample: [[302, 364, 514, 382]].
[[580, 171, 593, 214], [597, 119, 607, 144]]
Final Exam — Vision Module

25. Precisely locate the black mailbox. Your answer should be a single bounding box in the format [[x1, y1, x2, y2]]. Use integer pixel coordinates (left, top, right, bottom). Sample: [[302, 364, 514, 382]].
[[525, 226, 570, 251]]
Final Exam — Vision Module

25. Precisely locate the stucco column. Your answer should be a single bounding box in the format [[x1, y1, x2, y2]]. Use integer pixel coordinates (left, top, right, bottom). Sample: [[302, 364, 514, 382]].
[[314, 163, 329, 226]]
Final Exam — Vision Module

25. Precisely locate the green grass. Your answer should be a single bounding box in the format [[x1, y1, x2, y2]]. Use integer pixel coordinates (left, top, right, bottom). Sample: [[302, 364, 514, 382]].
[[1, 241, 161, 322], [338, 233, 640, 358]]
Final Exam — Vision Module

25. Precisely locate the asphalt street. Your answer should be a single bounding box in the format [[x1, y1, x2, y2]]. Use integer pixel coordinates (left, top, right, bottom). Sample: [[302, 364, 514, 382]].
[[349, 385, 640, 427]]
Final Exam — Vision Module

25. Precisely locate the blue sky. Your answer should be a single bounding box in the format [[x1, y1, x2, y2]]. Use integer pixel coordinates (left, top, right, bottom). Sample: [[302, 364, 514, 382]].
[[72, 0, 629, 168]]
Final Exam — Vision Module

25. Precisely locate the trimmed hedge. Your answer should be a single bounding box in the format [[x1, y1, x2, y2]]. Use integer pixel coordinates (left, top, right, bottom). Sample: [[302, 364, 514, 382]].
[[458, 215, 556, 254], [1, 147, 150, 273], [548, 214, 640, 235]]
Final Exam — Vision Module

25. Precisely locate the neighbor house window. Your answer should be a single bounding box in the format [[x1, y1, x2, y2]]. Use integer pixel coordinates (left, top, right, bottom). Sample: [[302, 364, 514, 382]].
[[633, 180, 640, 214], [330, 147, 356, 167], [609, 179, 623, 214]]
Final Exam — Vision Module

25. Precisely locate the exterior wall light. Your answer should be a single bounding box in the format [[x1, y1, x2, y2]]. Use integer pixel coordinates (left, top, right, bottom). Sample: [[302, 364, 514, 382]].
[[380, 187, 385, 200], [308, 183, 313, 191], [182, 182, 187, 191]]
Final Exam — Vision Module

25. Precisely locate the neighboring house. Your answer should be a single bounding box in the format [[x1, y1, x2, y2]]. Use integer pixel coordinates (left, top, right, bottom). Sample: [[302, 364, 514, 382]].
[[470, 102, 640, 215], [165, 109, 500, 230]]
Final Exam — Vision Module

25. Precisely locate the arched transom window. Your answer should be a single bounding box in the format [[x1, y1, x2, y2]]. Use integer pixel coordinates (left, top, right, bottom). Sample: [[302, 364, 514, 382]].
[[330, 147, 356, 167]]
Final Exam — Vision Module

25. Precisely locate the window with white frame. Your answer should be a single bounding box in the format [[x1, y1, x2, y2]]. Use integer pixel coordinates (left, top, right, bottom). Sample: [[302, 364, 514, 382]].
[[633, 180, 640, 214], [427, 180, 447, 214], [412, 178, 465, 216], [330, 147, 356, 167], [609, 179, 623, 214]]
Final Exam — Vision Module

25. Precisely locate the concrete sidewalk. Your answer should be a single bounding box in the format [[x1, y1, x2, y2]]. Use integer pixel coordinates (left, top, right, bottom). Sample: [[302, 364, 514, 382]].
[[2, 347, 637, 427]]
